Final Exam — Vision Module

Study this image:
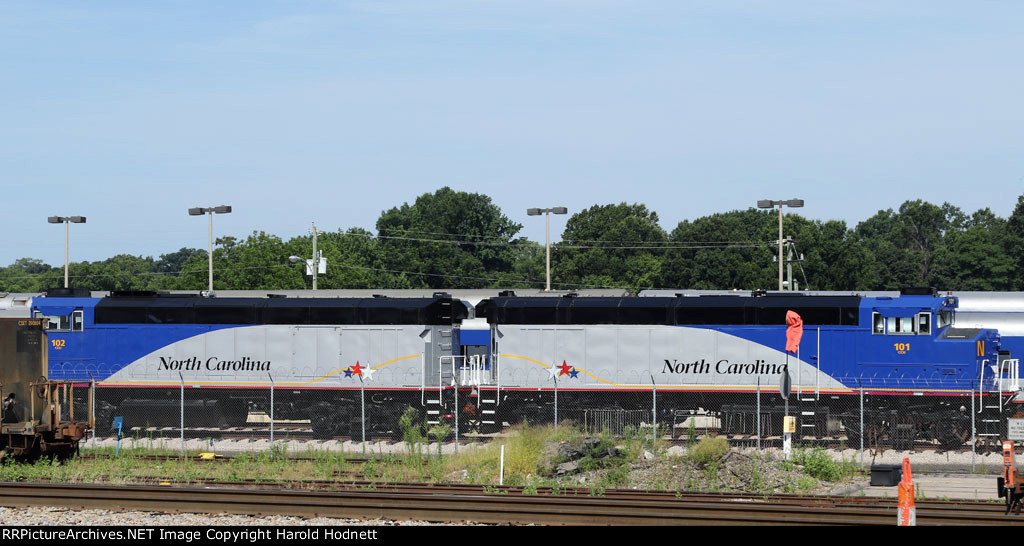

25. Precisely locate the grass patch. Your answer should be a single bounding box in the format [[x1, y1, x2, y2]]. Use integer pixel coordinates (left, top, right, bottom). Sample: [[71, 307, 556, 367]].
[[688, 436, 729, 467], [791, 447, 858, 482]]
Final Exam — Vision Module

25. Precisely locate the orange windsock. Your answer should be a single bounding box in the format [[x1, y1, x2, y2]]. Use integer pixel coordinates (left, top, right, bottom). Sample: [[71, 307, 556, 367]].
[[785, 311, 803, 354], [898, 457, 916, 526]]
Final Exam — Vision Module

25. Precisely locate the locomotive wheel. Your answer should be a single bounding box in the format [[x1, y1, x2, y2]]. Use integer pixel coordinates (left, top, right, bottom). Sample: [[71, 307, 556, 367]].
[[309, 403, 345, 440], [93, 402, 115, 436], [221, 400, 251, 427], [935, 420, 968, 451], [842, 417, 863, 446]]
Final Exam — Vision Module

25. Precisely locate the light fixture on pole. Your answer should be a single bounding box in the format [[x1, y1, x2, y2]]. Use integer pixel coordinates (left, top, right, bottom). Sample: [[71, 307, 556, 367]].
[[756, 199, 803, 291], [527, 206, 568, 291], [188, 205, 232, 294], [47, 216, 86, 288]]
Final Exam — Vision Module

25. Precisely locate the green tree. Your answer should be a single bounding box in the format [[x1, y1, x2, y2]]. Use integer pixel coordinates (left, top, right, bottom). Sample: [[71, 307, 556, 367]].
[[554, 203, 667, 292], [661, 209, 775, 290], [853, 200, 962, 289], [0, 258, 60, 292], [375, 187, 524, 288], [1005, 195, 1024, 289]]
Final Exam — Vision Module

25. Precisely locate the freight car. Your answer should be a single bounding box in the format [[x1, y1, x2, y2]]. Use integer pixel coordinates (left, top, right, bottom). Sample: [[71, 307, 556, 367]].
[[473, 289, 1009, 447], [0, 317, 92, 460]]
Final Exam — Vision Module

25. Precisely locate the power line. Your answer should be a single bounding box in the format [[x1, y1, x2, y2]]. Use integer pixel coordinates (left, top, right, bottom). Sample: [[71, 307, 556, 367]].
[[0, 261, 631, 291], [374, 226, 761, 245]]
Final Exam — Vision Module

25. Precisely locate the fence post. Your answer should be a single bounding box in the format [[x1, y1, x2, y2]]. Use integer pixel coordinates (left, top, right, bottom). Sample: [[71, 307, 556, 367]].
[[859, 378, 864, 469], [454, 381, 459, 455], [360, 376, 366, 457], [179, 372, 184, 456], [268, 373, 274, 451], [972, 382, 976, 472], [651, 374, 657, 447], [89, 373, 95, 450], [553, 376, 558, 428]]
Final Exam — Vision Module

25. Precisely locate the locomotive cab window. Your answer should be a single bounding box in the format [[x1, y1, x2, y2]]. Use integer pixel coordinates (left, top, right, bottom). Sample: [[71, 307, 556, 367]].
[[937, 310, 953, 329], [872, 313, 884, 334], [917, 313, 931, 335], [41, 310, 83, 332], [45, 315, 70, 331]]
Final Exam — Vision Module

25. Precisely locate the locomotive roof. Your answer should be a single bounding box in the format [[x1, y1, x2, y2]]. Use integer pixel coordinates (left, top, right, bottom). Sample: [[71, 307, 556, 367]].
[[34, 293, 470, 326], [475, 294, 866, 326]]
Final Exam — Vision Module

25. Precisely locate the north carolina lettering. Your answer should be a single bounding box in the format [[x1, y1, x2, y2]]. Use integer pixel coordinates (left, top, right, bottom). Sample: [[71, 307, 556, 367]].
[[662, 359, 787, 375], [159, 356, 270, 372], [662, 359, 710, 374]]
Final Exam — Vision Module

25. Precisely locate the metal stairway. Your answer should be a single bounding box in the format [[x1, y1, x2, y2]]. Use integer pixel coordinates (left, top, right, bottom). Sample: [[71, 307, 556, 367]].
[[978, 358, 1021, 443]]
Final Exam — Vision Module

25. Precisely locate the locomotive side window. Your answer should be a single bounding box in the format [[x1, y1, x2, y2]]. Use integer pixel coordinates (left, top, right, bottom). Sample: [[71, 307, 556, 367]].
[[887, 316, 914, 335], [45, 315, 70, 331], [917, 313, 931, 335], [72, 310, 83, 332], [937, 310, 952, 329], [872, 313, 884, 334]]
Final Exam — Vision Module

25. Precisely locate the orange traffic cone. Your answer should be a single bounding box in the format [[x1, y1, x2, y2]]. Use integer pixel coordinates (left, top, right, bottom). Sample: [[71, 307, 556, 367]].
[[898, 457, 915, 526]]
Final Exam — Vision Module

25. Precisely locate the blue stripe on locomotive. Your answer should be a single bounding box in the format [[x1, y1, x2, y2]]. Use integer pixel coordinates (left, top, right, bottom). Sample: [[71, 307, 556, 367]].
[[693, 294, 997, 390], [35, 297, 238, 381]]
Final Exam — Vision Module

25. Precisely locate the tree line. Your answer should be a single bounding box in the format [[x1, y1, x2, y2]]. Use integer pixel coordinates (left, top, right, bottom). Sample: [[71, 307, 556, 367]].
[[3, 187, 1023, 294]]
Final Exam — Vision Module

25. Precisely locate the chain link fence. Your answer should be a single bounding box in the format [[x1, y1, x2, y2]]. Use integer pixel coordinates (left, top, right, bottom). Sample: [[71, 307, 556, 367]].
[[78, 367, 1009, 470]]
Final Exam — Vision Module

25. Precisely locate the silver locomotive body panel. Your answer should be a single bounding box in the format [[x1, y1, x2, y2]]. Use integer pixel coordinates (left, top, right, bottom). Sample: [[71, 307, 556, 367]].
[[103, 324, 454, 389], [492, 324, 846, 391]]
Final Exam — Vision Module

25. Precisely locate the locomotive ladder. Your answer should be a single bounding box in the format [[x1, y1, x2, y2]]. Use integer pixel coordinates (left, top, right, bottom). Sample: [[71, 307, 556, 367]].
[[476, 353, 500, 432], [425, 354, 456, 426], [423, 354, 500, 430], [978, 358, 1021, 440]]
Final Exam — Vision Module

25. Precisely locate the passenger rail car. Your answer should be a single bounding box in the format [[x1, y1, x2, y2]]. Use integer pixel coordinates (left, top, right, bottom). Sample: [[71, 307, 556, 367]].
[[32, 291, 469, 437], [474, 290, 1006, 447]]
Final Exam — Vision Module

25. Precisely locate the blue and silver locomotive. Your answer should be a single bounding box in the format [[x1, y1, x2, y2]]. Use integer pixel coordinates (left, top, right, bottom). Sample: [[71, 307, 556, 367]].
[[27, 287, 1015, 447]]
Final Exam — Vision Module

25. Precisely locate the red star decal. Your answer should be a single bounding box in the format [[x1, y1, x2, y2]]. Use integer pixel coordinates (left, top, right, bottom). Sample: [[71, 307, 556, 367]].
[[350, 362, 364, 376], [557, 361, 573, 376]]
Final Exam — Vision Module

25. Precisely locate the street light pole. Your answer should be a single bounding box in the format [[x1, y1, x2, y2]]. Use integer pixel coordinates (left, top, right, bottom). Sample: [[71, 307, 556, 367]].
[[188, 206, 232, 294], [527, 207, 568, 291], [47, 216, 86, 288], [756, 199, 804, 291]]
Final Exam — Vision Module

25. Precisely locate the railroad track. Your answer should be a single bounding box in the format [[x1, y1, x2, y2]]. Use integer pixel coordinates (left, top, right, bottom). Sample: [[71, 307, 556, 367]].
[[95, 425, 1006, 455], [0, 482, 1020, 525]]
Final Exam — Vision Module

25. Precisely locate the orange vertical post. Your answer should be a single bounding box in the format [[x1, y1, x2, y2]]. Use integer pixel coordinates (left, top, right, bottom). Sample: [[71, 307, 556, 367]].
[[1004, 441, 1016, 489], [897, 457, 915, 526]]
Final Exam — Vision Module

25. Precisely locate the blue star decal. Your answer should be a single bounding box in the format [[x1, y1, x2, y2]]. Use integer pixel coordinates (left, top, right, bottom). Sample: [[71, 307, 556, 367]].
[[569, 368, 579, 378], [344, 367, 354, 378]]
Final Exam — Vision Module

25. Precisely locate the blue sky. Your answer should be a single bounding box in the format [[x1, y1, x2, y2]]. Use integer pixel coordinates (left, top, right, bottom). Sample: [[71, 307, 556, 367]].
[[2, 1, 1022, 266]]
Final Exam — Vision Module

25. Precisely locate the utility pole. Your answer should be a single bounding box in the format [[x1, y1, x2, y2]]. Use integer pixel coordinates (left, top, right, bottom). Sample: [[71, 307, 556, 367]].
[[757, 199, 804, 290], [289, 222, 325, 291], [311, 222, 318, 291]]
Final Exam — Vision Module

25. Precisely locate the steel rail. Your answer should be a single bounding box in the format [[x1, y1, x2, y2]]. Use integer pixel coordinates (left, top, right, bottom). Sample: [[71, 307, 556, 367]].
[[15, 475, 1000, 513], [0, 482, 1020, 526]]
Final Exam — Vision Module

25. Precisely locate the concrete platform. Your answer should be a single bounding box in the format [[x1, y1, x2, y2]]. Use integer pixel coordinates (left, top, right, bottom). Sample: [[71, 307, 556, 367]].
[[846, 472, 999, 501]]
